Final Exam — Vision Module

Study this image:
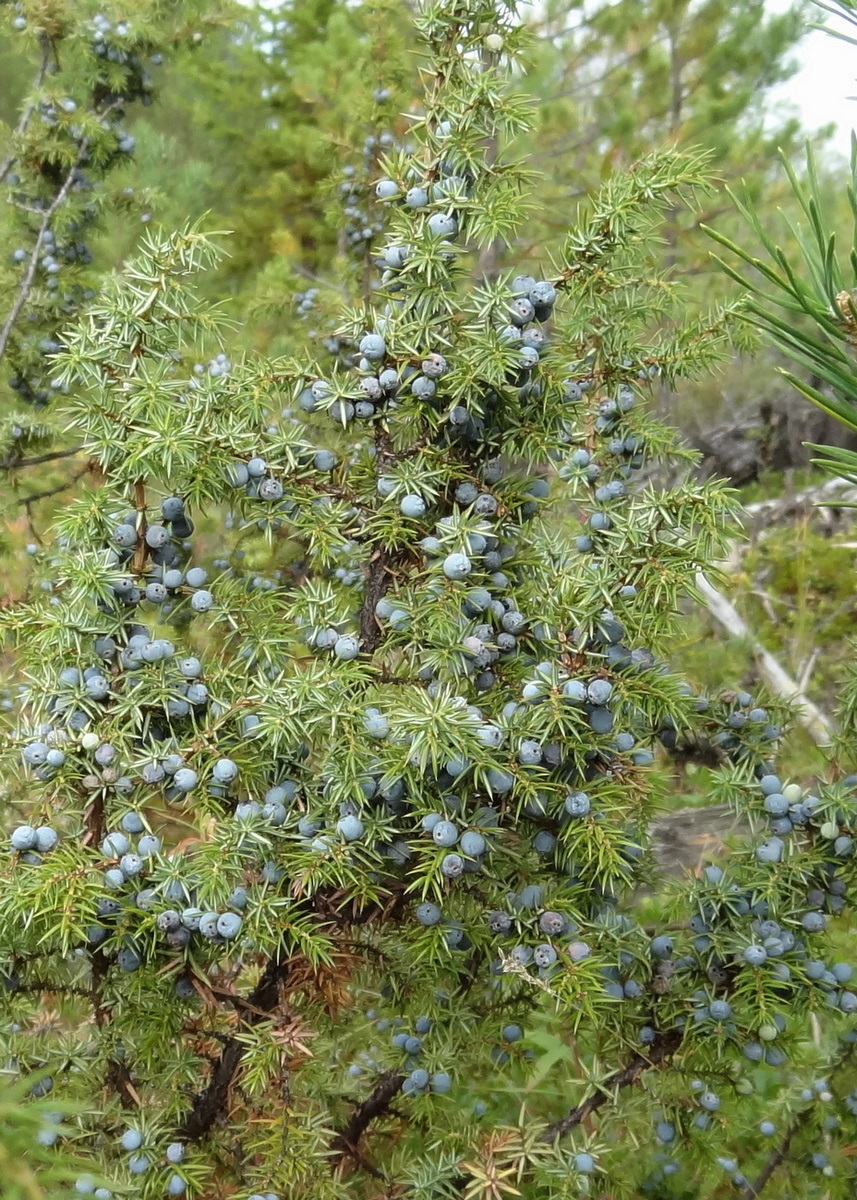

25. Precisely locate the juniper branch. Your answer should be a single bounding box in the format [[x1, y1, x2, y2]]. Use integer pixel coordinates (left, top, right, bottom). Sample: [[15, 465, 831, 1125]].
[[738, 1114, 806, 1200], [178, 953, 290, 1141], [328, 1069, 406, 1170], [540, 1028, 684, 1142]]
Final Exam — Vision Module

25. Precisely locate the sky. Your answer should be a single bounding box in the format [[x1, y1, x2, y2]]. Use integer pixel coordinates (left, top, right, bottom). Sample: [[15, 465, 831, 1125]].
[[768, 0, 857, 157]]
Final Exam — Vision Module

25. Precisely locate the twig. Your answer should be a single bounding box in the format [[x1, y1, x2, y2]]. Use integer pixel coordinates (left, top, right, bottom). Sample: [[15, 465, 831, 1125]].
[[797, 646, 821, 695], [695, 572, 834, 747], [0, 445, 85, 470], [0, 38, 52, 186], [0, 139, 89, 362], [130, 478, 148, 575], [744, 475, 857, 526], [738, 1110, 807, 1199], [18, 464, 89, 506], [449, 1029, 684, 1195], [739, 1041, 856, 1199]]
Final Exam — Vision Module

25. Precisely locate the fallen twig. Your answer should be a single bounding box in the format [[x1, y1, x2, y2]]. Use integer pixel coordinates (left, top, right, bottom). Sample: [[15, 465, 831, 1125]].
[[695, 572, 834, 747]]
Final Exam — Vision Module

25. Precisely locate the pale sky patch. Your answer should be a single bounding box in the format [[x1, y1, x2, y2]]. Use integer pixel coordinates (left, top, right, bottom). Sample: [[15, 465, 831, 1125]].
[[768, 0, 857, 157]]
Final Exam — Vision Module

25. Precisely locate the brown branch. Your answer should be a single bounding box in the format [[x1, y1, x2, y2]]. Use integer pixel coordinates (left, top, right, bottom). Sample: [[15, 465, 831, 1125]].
[[328, 1070, 405, 1171], [359, 546, 395, 653], [178, 953, 290, 1141], [0, 445, 85, 470], [449, 1028, 683, 1195], [540, 1028, 684, 1143], [130, 478, 148, 575], [738, 1041, 857, 1199], [18, 464, 89, 506], [738, 1115, 805, 1200], [0, 137, 90, 362], [15, 981, 92, 999]]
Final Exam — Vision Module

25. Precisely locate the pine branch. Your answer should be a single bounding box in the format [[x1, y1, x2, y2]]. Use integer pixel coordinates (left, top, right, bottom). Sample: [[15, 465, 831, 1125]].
[[450, 1030, 684, 1193], [328, 1069, 405, 1171], [739, 1042, 857, 1199]]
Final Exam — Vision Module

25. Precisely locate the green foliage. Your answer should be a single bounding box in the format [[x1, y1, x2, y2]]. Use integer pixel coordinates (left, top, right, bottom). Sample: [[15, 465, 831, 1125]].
[[0, 2, 857, 1199]]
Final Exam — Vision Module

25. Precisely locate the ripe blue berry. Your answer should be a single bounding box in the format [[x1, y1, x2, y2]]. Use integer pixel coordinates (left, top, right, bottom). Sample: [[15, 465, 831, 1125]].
[[509, 297, 534, 325], [432, 820, 459, 847], [427, 212, 457, 237], [144, 524, 169, 549], [534, 944, 557, 968], [190, 590, 213, 613], [416, 901, 441, 925], [359, 333, 386, 361], [375, 179, 399, 200], [173, 768, 198, 793], [459, 830, 486, 857], [120, 1128, 143, 1152], [442, 552, 471, 580], [113, 524, 137, 548], [314, 449, 337, 471], [10, 825, 37, 851], [216, 912, 242, 939], [161, 496, 184, 521], [117, 946, 142, 972], [101, 831, 130, 858], [212, 758, 238, 784], [756, 837, 784, 864], [259, 477, 284, 500], [119, 853, 143, 878], [399, 494, 427, 519], [586, 679, 613, 706], [333, 635, 359, 660], [337, 814, 365, 841], [802, 911, 826, 933], [440, 853, 464, 877], [650, 935, 673, 959], [405, 186, 429, 208]]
